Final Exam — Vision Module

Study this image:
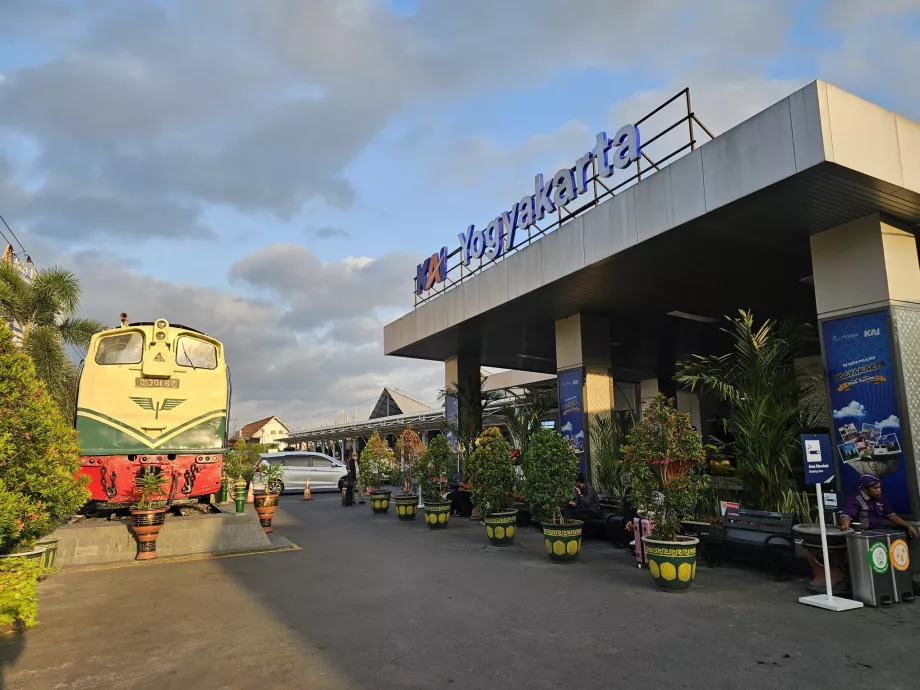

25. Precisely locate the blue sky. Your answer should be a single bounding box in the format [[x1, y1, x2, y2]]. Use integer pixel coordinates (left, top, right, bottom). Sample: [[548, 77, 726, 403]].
[[1, 0, 919, 428]]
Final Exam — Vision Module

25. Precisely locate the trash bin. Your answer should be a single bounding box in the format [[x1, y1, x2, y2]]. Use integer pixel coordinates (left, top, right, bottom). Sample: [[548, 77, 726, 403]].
[[874, 529, 915, 603], [847, 530, 896, 606]]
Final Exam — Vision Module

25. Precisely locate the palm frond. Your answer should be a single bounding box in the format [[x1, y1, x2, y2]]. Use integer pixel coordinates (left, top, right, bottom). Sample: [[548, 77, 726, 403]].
[[59, 317, 107, 350]]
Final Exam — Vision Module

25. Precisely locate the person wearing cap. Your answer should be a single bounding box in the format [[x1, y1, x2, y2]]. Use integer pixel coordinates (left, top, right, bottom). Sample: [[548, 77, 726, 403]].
[[840, 474, 918, 537]]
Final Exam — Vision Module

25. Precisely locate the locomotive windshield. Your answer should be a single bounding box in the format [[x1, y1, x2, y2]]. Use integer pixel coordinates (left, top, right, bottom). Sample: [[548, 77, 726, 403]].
[[95, 332, 144, 365], [176, 336, 218, 370]]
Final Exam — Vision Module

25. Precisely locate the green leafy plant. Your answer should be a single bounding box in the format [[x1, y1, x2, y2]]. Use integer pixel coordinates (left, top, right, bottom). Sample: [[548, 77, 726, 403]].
[[395, 427, 425, 495], [134, 468, 170, 510], [623, 394, 708, 541], [0, 262, 106, 418], [415, 435, 456, 503], [467, 427, 515, 518], [0, 323, 89, 554], [498, 392, 549, 458], [225, 438, 266, 484], [521, 426, 579, 525], [0, 556, 41, 631], [777, 488, 817, 524], [439, 372, 503, 477], [590, 415, 628, 497], [359, 431, 394, 491], [255, 460, 285, 494], [675, 310, 819, 511]]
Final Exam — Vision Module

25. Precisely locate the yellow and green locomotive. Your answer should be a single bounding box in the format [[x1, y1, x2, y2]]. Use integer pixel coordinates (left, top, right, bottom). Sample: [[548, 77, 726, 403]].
[[75, 316, 230, 508]]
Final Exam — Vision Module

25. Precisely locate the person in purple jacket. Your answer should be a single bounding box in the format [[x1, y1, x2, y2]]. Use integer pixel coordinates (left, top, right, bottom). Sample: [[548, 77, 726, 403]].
[[840, 474, 917, 537]]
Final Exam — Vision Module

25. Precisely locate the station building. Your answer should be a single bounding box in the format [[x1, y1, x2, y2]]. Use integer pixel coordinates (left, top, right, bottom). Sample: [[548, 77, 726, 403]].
[[383, 81, 920, 517]]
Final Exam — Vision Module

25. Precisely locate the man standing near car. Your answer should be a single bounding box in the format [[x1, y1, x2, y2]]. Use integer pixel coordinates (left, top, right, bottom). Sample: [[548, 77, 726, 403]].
[[347, 452, 365, 504]]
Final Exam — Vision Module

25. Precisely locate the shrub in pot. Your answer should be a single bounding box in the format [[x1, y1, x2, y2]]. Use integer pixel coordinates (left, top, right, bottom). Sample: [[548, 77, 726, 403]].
[[624, 394, 708, 591], [253, 460, 284, 532], [522, 427, 582, 562], [393, 428, 424, 521], [131, 468, 171, 560], [360, 431, 395, 514], [416, 435, 455, 530], [468, 428, 517, 546]]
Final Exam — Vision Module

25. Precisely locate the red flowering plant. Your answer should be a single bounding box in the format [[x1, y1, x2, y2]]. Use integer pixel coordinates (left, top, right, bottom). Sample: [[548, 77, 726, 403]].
[[623, 394, 707, 541], [395, 426, 425, 496]]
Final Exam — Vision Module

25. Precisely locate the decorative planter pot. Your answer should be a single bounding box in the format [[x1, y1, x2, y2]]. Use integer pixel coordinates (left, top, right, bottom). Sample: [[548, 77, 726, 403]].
[[217, 480, 230, 504], [484, 510, 518, 546], [394, 494, 419, 521], [130, 508, 168, 560], [369, 490, 392, 515], [36, 537, 59, 576], [234, 479, 247, 514], [543, 521, 584, 563], [424, 501, 451, 529], [642, 536, 700, 592], [253, 492, 280, 532]]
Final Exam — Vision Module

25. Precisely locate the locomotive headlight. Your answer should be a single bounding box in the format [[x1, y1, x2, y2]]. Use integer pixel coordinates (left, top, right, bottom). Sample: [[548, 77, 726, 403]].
[[156, 332, 166, 341], [156, 320, 167, 329]]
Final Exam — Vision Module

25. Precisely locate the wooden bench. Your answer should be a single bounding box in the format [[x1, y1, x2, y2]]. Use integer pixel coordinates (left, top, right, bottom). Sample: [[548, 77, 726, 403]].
[[702, 508, 796, 581]]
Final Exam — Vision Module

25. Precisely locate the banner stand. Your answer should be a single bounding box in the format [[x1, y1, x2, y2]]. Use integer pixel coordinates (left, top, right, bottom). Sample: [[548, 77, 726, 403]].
[[799, 434, 863, 612]]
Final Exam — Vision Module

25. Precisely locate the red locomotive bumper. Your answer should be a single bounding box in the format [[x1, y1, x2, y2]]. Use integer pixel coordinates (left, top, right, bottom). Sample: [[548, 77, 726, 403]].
[[77, 454, 222, 504]]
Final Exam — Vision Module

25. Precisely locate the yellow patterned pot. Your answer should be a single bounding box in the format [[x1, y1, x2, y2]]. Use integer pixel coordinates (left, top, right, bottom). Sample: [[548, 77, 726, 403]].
[[484, 510, 518, 546], [423, 501, 451, 530], [394, 494, 419, 521], [542, 520, 583, 563], [370, 491, 392, 515], [642, 536, 699, 592]]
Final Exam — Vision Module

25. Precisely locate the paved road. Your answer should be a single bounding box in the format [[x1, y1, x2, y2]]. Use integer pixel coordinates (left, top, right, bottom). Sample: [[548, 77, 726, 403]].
[[3, 492, 920, 689]]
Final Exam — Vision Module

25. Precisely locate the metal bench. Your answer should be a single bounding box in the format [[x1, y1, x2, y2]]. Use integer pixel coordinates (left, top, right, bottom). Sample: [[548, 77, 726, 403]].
[[702, 507, 796, 581]]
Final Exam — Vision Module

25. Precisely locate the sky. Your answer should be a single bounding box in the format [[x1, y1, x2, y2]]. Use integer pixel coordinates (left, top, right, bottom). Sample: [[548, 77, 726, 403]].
[[1, 0, 919, 433]]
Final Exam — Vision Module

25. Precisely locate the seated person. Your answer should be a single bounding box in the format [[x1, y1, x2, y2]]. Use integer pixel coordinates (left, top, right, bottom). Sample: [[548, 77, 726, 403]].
[[447, 480, 474, 517], [840, 474, 918, 537], [563, 473, 600, 521]]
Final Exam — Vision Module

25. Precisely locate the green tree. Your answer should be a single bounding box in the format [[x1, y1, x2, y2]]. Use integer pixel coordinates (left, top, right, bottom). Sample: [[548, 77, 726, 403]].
[[521, 426, 579, 524], [415, 434, 456, 503], [224, 438, 265, 484], [623, 395, 708, 541], [674, 310, 819, 511], [438, 372, 502, 478], [360, 431, 394, 491], [0, 323, 89, 553], [0, 263, 105, 418], [467, 427, 515, 518], [590, 414, 629, 497], [497, 392, 548, 458]]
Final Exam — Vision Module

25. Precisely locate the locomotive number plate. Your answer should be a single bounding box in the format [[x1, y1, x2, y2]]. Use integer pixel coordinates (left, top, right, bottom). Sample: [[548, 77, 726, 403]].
[[135, 378, 180, 388]]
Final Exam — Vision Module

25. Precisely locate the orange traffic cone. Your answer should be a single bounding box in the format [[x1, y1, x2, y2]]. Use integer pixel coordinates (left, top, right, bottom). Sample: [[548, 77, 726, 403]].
[[303, 479, 312, 501], [246, 482, 254, 504]]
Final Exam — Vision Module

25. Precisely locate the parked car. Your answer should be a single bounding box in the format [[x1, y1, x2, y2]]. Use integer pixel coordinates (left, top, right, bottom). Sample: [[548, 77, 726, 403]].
[[253, 452, 349, 494]]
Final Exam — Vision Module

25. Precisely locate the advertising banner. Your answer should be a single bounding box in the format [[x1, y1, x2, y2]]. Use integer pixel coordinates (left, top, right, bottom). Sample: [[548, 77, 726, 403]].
[[558, 369, 585, 466], [445, 395, 459, 454], [822, 310, 910, 514], [801, 434, 834, 485]]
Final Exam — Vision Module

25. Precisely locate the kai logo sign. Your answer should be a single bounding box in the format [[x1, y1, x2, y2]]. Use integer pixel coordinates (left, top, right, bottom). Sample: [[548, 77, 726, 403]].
[[416, 246, 448, 295], [130, 397, 185, 420], [415, 123, 641, 294], [865, 329, 881, 338]]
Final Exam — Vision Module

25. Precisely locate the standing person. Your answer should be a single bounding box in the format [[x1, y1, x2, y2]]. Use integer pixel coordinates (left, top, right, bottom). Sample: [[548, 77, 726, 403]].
[[348, 452, 365, 504]]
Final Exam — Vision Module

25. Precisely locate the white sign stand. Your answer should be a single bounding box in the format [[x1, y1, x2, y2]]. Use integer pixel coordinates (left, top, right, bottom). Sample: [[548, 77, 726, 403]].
[[799, 482, 863, 612]]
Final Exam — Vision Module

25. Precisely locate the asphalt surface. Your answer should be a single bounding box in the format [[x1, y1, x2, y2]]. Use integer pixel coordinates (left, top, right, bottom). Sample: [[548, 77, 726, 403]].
[[3, 491, 920, 689]]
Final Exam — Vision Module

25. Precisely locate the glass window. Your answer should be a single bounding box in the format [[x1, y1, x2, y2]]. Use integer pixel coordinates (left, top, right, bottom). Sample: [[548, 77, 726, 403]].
[[176, 336, 218, 370], [310, 457, 333, 468], [95, 332, 144, 365], [284, 457, 310, 468]]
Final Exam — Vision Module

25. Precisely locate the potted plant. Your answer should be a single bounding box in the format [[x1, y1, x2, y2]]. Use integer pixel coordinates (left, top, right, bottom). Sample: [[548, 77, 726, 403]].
[[130, 468, 171, 560], [522, 427, 582, 562], [468, 428, 517, 546], [252, 460, 284, 532], [360, 431, 395, 514], [624, 394, 708, 591], [415, 435, 456, 529], [393, 427, 424, 521]]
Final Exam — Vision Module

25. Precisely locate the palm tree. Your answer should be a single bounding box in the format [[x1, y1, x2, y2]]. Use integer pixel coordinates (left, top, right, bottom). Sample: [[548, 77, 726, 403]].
[[497, 392, 549, 457], [438, 372, 503, 477], [0, 263, 106, 419], [674, 309, 820, 511]]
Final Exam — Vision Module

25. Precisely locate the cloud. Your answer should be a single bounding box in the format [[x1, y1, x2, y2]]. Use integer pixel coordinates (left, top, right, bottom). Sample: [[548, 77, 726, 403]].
[[834, 401, 867, 419], [309, 226, 350, 240], [877, 415, 900, 429], [561, 421, 573, 433]]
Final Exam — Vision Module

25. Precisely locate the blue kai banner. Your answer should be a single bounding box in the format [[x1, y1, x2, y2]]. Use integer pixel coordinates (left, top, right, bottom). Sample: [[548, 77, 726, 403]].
[[558, 369, 585, 466], [822, 310, 910, 514]]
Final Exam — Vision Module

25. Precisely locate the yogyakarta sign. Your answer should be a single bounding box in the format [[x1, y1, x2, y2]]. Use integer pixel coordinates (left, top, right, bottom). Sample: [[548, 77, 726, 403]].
[[416, 124, 641, 295]]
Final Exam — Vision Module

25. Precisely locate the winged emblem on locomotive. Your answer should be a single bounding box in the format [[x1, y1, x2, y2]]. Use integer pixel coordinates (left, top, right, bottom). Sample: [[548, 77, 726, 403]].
[[129, 397, 186, 420]]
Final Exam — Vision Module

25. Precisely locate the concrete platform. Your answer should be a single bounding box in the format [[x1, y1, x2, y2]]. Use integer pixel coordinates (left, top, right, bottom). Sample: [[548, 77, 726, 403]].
[[51, 506, 287, 566]]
